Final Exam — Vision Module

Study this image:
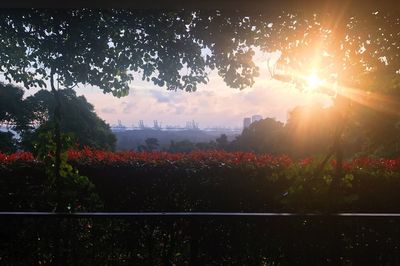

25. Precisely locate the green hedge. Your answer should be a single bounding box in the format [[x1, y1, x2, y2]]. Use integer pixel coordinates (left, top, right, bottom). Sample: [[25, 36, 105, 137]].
[[1, 150, 400, 265], [1, 150, 400, 212]]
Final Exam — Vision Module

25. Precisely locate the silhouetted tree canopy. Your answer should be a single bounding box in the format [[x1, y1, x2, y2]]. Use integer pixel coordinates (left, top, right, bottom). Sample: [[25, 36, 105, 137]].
[[22, 89, 116, 150], [349, 102, 400, 157], [168, 140, 196, 153], [138, 137, 160, 152], [0, 82, 31, 131], [232, 118, 285, 154], [1, 8, 399, 158], [0, 132, 16, 153], [1, 9, 397, 93], [260, 11, 400, 92], [228, 103, 400, 158], [0, 83, 30, 152], [0, 84, 116, 151], [216, 134, 229, 149], [0, 9, 265, 95]]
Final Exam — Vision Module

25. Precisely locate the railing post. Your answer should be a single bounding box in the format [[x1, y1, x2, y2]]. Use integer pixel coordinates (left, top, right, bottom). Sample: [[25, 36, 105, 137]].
[[189, 217, 199, 266], [53, 217, 64, 266]]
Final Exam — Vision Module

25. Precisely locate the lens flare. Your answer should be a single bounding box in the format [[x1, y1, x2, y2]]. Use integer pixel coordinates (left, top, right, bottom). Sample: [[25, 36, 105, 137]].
[[305, 73, 322, 91]]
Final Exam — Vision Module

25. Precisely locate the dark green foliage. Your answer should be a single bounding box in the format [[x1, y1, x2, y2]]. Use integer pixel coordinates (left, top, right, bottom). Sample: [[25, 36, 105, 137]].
[[1, 160, 400, 264], [2, 156, 399, 212], [230, 108, 332, 156], [264, 11, 400, 90], [138, 137, 160, 152], [228, 104, 400, 158], [0, 85, 116, 152], [1, 8, 400, 264], [216, 134, 229, 149], [22, 89, 116, 151], [284, 105, 339, 158], [0, 9, 263, 95], [233, 118, 286, 154], [195, 140, 217, 151], [168, 140, 218, 153], [168, 139, 197, 152], [349, 103, 400, 157], [29, 128, 101, 212], [0, 83, 31, 152], [0, 82, 31, 131], [0, 83, 24, 123], [0, 132, 17, 153]]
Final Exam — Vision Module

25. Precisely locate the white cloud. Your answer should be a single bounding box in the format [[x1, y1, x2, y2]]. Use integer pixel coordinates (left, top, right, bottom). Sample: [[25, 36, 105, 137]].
[[80, 64, 332, 128], [100, 107, 117, 114]]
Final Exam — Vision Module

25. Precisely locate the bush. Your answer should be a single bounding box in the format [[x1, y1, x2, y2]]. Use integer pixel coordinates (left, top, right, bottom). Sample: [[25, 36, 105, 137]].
[[1, 149, 400, 212], [1, 149, 400, 265]]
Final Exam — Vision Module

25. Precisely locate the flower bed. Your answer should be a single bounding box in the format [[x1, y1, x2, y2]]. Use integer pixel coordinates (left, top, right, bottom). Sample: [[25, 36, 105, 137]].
[[1, 149, 400, 213]]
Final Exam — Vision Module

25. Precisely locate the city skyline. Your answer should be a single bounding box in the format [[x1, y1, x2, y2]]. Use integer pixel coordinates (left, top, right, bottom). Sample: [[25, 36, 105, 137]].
[[110, 116, 258, 131]]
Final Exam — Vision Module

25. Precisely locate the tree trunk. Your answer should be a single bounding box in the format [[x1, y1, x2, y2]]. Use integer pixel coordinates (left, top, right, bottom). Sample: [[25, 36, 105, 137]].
[[332, 95, 349, 183], [50, 70, 63, 211], [329, 94, 351, 211], [333, 120, 343, 183]]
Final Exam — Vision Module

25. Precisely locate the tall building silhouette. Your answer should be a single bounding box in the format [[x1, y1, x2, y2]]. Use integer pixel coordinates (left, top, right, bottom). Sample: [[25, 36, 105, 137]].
[[243, 117, 251, 128]]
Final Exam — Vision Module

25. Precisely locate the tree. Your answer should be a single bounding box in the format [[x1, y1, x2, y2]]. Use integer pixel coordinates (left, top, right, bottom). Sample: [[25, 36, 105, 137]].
[[0, 82, 31, 131], [0, 82, 32, 152], [216, 134, 229, 150], [259, 10, 400, 178], [1, 8, 399, 193], [21, 89, 116, 151], [0, 9, 262, 93], [0, 132, 17, 153], [138, 138, 160, 152], [0, 9, 262, 183], [285, 105, 334, 157], [232, 118, 285, 154], [0, 83, 116, 151], [168, 140, 196, 153], [348, 101, 400, 157], [195, 140, 217, 151]]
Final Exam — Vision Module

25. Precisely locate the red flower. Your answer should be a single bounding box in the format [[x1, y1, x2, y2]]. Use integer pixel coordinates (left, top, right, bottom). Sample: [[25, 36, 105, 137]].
[[1, 149, 399, 173]]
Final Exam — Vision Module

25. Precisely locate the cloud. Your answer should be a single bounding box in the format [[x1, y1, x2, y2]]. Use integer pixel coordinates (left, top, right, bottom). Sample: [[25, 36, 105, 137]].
[[150, 90, 170, 103], [77, 50, 332, 128], [122, 102, 137, 114], [100, 107, 116, 114], [174, 106, 186, 115]]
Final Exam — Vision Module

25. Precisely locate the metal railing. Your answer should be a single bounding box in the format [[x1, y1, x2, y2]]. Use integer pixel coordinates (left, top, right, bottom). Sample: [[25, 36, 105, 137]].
[[2, 211, 400, 217], [1, 212, 400, 265]]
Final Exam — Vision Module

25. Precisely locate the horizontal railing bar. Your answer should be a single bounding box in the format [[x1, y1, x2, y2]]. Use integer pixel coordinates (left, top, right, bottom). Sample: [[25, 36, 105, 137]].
[[1, 212, 400, 218]]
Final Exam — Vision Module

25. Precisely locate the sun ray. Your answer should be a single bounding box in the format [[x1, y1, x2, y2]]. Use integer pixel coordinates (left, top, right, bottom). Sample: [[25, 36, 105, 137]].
[[336, 85, 400, 116], [277, 65, 400, 116]]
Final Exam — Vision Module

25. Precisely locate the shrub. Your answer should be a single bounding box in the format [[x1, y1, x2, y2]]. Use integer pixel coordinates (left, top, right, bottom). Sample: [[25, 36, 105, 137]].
[[1, 150, 400, 265]]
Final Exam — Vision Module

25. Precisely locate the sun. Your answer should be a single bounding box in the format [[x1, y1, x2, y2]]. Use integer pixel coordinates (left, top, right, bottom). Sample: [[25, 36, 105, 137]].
[[305, 73, 322, 91]]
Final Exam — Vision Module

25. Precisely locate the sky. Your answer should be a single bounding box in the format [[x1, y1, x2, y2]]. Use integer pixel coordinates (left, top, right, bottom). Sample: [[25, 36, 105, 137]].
[[3, 50, 332, 129], [78, 50, 331, 128]]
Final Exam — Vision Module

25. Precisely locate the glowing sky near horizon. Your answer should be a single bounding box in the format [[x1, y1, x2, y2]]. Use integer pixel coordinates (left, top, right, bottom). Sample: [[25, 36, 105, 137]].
[[2, 50, 332, 128]]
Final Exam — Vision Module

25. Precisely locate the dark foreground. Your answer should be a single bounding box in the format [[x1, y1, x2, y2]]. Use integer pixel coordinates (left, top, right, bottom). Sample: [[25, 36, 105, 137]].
[[1, 212, 400, 265]]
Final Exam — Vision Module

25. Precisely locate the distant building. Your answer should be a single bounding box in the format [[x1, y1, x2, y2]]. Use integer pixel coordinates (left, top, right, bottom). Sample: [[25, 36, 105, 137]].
[[251, 115, 263, 123], [153, 120, 162, 130], [185, 120, 199, 130], [111, 120, 127, 132], [243, 117, 252, 128], [138, 120, 145, 129]]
